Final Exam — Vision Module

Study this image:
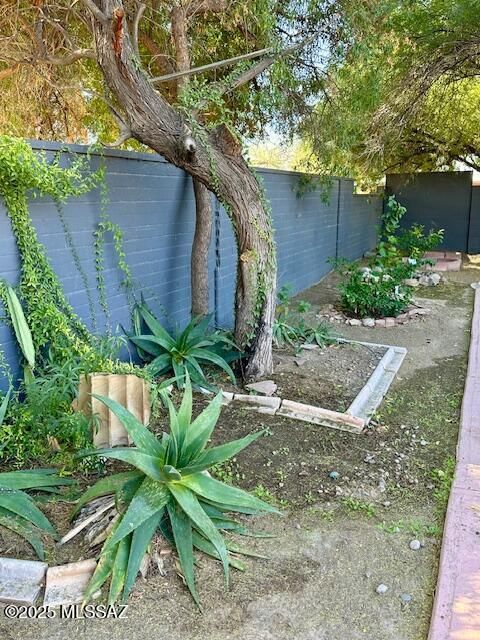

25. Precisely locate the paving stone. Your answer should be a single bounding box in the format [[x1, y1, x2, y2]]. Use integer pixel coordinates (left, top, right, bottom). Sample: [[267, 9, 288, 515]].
[[0, 557, 48, 605], [245, 380, 277, 396], [43, 559, 97, 607], [385, 317, 396, 327], [375, 319, 386, 327], [347, 318, 362, 326]]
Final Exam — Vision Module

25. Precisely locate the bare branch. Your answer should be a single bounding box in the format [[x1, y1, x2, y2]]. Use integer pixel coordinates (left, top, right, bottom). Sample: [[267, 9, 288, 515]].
[[229, 34, 317, 92], [132, 2, 146, 58], [42, 49, 96, 65], [79, 0, 109, 25], [150, 47, 274, 84]]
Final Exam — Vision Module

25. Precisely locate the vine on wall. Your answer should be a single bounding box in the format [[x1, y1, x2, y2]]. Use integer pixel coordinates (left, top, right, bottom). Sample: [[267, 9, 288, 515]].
[[0, 136, 139, 376]]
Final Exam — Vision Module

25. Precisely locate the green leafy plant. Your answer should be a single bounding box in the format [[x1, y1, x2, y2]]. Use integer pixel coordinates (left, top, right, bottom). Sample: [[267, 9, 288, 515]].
[[2, 283, 35, 383], [397, 223, 445, 259], [337, 262, 413, 318], [273, 284, 333, 348], [128, 300, 239, 388], [0, 468, 72, 559], [76, 376, 277, 606]]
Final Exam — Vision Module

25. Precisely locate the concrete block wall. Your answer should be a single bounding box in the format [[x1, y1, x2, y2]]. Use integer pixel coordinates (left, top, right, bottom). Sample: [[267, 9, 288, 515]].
[[0, 142, 382, 384]]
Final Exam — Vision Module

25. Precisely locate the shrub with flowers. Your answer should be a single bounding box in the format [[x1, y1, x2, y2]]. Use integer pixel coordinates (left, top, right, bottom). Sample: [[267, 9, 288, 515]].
[[337, 261, 413, 318]]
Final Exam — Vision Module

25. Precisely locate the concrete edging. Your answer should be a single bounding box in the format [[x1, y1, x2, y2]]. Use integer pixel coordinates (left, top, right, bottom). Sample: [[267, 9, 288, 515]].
[[223, 338, 407, 434], [428, 287, 480, 639]]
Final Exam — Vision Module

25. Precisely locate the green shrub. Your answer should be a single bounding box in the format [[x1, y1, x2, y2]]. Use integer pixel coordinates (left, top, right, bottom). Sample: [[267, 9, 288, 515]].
[[337, 262, 413, 318], [77, 376, 276, 606], [0, 468, 72, 559], [128, 300, 239, 388], [397, 224, 445, 259], [333, 196, 441, 318]]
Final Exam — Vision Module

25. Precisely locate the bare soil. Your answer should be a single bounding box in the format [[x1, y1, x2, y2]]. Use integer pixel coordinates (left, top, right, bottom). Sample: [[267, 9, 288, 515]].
[[1, 264, 477, 640], [271, 342, 385, 411]]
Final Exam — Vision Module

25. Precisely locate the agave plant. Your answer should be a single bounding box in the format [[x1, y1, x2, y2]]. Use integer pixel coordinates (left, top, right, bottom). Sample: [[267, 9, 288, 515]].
[[76, 376, 277, 606], [0, 469, 73, 559], [128, 300, 239, 388], [3, 284, 35, 383]]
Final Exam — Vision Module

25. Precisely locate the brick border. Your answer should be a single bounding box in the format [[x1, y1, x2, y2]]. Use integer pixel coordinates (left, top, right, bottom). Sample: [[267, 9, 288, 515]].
[[428, 287, 480, 639]]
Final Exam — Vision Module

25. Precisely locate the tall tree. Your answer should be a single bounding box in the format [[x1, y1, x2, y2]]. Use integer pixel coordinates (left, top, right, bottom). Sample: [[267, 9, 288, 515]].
[[302, 0, 480, 187], [0, 0, 335, 378]]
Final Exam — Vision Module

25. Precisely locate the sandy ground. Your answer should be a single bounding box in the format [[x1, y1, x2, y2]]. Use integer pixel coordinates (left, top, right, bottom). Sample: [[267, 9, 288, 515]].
[[1, 263, 478, 640]]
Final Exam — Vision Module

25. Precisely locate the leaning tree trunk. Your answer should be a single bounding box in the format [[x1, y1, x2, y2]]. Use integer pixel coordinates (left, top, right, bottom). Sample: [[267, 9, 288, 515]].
[[89, 1, 276, 378], [191, 179, 212, 317]]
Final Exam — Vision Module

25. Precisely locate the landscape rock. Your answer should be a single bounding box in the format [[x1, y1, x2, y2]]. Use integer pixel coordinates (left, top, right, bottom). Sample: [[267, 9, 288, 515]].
[[400, 593, 413, 603], [362, 318, 375, 327], [245, 380, 278, 397], [328, 471, 339, 480], [376, 584, 388, 595], [300, 343, 319, 351], [409, 539, 421, 551], [375, 319, 387, 328], [347, 318, 362, 326], [404, 278, 419, 288]]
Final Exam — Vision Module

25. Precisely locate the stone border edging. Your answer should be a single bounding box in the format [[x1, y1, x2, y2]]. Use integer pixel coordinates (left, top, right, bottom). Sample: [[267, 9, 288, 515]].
[[428, 287, 480, 639], [223, 338, 407, 434]]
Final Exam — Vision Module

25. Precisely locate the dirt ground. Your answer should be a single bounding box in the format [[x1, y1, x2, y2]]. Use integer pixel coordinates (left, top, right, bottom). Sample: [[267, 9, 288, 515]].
[[1, 263, 478, 640]]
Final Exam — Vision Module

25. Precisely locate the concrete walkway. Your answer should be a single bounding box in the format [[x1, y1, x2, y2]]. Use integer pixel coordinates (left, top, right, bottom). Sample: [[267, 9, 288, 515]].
[[429, 287, 480, 639]]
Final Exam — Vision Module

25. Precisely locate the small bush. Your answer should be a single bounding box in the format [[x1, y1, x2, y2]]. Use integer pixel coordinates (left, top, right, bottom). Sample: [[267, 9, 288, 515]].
[[334, 196, 444, 319], [338, 262, 412, 318]]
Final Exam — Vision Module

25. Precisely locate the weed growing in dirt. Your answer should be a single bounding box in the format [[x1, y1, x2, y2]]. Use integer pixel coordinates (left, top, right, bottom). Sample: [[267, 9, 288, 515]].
[[431, 456, 455, 510], [342, 498, 376, 517]]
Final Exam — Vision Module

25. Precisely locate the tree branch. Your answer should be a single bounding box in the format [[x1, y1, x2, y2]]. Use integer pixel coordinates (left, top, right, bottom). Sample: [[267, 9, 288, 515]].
[[79, 0, 109, 25], [132, 1, 146, 58], [42, 49, 96, 65], [150, 47, 274, 84]]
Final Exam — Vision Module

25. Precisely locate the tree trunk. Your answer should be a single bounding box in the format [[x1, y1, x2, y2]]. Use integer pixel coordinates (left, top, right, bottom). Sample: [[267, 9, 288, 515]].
[[90, 1, 276, 378], [191, 179, 212, 317], [171, 4, 213, 319]]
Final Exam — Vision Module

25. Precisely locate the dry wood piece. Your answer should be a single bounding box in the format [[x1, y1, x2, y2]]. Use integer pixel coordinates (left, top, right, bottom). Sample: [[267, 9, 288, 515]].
[[75, 374, 151, 448]]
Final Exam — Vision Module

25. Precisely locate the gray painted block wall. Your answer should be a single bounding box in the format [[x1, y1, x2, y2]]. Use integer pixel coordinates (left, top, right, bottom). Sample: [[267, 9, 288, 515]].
[[0, 142, 381, 385]]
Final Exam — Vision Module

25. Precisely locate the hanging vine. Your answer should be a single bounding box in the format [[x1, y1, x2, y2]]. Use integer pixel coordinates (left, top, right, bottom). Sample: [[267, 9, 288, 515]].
[[0, 136, 140, 376]]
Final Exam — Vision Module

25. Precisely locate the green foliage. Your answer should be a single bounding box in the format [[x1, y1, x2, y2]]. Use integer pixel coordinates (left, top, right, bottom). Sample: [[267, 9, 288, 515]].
[[128, 300, 239, 389], [78, 376, 277, 605], [397, 224, 444, 260], [0, 136, 99, 363], [334, 196, 446, 318], [2, 284, 35, 382], [0, 469, 73, 559], [337, 262, 412, 319], [273, 284, 334, 348], [302, 0, 480, 185]]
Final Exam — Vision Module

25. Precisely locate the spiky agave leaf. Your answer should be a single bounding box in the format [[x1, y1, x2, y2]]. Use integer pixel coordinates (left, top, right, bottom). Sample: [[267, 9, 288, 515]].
[[79, 375, 277, 605], [0, 469, 72, 556], [126, 306, 240, 389]]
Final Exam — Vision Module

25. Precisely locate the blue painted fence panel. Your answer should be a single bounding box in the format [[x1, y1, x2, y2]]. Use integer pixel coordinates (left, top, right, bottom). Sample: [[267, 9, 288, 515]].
[[0, 142, 382, 386]]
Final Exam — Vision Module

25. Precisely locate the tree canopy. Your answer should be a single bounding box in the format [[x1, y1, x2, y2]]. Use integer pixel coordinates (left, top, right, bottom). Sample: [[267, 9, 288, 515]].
[[302, 0, 480, 187]]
